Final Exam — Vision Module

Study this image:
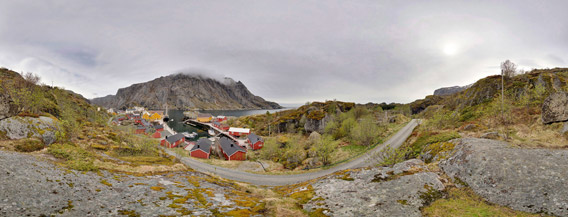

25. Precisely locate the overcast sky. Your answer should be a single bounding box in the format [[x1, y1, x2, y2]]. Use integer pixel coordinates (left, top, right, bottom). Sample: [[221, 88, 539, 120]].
[[1, 1, 567, 104]]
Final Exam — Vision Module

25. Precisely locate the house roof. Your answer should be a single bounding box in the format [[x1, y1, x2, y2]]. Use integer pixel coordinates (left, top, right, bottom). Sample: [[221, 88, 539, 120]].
[[248, 133, 263, 143], [212, 121, 221, 126], [191, 138, 212, 153], [198, 113, 212, 118], [218, 137, 246, 157], [154, 125, 164, 129], [141, 120, 150, 126], [228, 127, 250, 134], [161, 131, 172, 137], [137, 126, 146, 130], [166, 133, 185, 144]]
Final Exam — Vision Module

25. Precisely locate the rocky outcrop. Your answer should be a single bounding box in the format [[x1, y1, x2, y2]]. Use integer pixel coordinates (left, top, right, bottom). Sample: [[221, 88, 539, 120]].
[[304, 114, 331, 133], [0, 93, 17, 120], [0, 116, 59, 145], [440, 138, 568, 216], [542, 91, 568, 124], [304, 159, 445, 217], [433, 85, 469, 96], [91, 73, 281, 110]]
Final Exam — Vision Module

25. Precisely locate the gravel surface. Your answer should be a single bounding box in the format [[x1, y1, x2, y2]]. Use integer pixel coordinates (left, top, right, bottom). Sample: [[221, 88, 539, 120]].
[[0, 151, 261, 217]]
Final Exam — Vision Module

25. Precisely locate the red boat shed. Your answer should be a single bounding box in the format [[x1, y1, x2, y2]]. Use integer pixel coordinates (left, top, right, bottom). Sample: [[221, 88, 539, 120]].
[[161, 133, 185, 148], [190, 138, 212, 159], [218, 137, 246, 161], [228, 127, 250, 137], [247, 133, 264, 150]]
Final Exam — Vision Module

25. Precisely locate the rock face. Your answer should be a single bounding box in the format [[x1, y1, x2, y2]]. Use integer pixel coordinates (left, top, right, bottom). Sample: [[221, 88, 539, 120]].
[[304, 159, 445, 217], [542, 91, 568, 124], [0, 93, 17, 120], [304, 114, 331, 133], [0, 116, 59, 145], [91, 73, 281, 110], [0, 151, 260, 217], [440, 138, 568, 216], [433, 85, 469, 96]]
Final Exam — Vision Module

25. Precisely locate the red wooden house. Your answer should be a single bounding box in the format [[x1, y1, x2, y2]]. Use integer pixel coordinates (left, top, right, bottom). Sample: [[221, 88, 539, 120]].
[[228, 127, 250, 137], [151, 131, 161, 138], [247, 133, 264, 150], [190, 138, 212, 159], [135, 126, 146, 134], [215, 116, 227, 122], [218, 137, 246, 161], [161, 133, 185, 148], [212, 121, 230, 131], [154, 124, 164, 132]]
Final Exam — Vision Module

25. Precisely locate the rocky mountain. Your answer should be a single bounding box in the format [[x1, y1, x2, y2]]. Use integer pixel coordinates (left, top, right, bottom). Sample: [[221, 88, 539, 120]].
[[433, 85, 470, 96], [91, 73, 282, 110]]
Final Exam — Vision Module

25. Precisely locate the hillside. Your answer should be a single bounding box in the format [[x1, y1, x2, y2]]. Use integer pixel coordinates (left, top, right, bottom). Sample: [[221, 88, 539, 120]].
[[91, 73, 282, 110]]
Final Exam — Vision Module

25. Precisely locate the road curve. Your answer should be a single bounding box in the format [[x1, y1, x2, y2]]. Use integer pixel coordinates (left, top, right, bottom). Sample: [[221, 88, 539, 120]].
[[163, 119, 421, 186]]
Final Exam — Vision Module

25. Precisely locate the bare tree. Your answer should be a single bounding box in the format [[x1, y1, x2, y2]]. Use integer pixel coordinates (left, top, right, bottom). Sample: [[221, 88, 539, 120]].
[[501, 60, 517, 78]]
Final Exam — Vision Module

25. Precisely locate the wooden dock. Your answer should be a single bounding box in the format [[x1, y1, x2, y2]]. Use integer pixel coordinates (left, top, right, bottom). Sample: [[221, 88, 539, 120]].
[[184, 119, 247, 147]]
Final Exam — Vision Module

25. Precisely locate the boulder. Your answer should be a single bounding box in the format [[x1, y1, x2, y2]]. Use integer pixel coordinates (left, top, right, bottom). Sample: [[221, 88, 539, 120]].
[[0, 93, 17, 120], [440, 138, 568, 216], [304, 159, 445, 217], [0, 116, 59, 145], [542, 91, 568, 124], [480, 131, 501, 139], [304, 114, 331, 133]]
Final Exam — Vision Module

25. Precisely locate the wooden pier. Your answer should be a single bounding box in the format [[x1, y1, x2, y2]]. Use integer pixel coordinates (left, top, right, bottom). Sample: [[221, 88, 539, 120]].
[[184, 119, 247, 147]]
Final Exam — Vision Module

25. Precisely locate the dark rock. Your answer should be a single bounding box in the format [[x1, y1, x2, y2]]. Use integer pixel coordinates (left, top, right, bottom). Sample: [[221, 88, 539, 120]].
[[91, 74, 281, 110], [304, 114, 331, 133], [440, 138, 568, 216], [433, 85, 469, 96], [462, 124, 476, 131], [480, 132, 500, 139], [0, 93, 17, 120], [542, 91, 568, 124]]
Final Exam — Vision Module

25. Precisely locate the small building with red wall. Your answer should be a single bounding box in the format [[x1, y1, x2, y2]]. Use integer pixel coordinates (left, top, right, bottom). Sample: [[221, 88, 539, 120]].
[[190, 138, 212, 159], [154, 125, 164, 132], [212, 121, 230, 131], [218, 137, 246, 161], [161, 133, 185, 148], [135, 126, 146, 134], [247, 133, 264, 150], [228, 127, 250, 137], [215, 116, 227, 122], [151, 131, 161, 138]]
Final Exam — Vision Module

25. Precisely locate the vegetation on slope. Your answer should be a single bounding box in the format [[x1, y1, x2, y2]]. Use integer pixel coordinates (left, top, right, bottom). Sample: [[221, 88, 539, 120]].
[[0, 67, 181, 173]]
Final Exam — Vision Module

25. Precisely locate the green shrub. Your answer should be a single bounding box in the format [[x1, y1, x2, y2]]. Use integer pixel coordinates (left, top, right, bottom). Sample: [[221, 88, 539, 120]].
[[373, 144, 409, 167], [15, 139, 44, 152], [408, 131, 460, 158]]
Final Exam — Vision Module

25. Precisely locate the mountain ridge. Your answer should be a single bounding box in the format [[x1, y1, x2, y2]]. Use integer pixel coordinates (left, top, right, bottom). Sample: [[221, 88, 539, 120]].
[[91, 73, 282, 110]]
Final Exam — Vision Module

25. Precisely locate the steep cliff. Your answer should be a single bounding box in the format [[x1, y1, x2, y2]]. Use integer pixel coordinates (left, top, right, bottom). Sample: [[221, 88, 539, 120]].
[[91, 73, 281, 110]]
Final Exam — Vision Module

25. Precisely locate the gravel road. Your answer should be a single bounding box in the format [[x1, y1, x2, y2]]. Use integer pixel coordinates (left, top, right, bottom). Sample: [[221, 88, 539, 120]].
[[164, 119, 420, 186]]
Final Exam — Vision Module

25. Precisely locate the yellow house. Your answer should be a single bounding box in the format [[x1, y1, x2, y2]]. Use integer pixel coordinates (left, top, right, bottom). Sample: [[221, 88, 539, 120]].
[[142, 112, 151, 120], [150, 112, 162, 121], [197, 113, 213, 122]]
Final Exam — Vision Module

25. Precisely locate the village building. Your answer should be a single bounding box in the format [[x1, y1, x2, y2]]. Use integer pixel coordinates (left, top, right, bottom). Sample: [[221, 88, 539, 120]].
[[215, 116, 227, 122], [135, 126, 146, 134], [154, 124, 164, 132], [151, 131, 161, 138], [190, 138, 212, 159], [212, 121, 230, 131], [149, 112, 163, 121], [161, 133, 185, 148], [228, 127, 250, 137], [247, 133, 264, 150], [217, 137, 246, 161], [197, 113, 213, 122], [142, 111, 151, 120]]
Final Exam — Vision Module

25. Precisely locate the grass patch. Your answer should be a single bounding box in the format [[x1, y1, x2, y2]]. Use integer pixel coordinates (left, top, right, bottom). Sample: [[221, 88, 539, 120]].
[[14, 139, 44, 152], [422, 187, 543, 217]]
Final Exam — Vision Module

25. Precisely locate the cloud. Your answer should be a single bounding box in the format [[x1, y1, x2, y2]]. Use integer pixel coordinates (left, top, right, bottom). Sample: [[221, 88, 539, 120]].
[[0, 0, 567, 103]]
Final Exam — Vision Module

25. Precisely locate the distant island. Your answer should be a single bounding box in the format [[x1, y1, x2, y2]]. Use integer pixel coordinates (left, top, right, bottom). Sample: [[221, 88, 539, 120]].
[[91, 73, 282, 110]]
